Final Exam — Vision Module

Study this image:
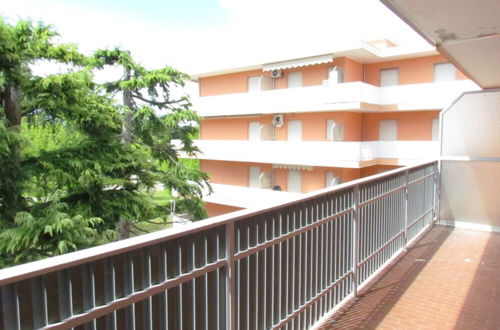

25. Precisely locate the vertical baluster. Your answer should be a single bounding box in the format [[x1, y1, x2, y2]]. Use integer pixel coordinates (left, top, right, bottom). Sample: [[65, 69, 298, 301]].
[[32, 276, 48, 328], [58, 269, 73, 322], [226, 222, 236, 330], [190, 238, 196, 330], [124, 253, 135, 330], [158, 244, 168, 330], [104, 258, 117, 329], [141, 249, 152, 329], [2, 283, 20, 330], [404, 170, 409, 250], [82, 264, 96, 330]]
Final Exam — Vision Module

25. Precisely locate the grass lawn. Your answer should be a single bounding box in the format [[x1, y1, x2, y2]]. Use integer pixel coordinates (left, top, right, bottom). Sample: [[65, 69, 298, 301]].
[[131, 189, 174, 236]]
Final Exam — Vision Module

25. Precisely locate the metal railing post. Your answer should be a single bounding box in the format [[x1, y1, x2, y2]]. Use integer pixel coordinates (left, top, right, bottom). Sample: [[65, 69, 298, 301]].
[[352, 185, 360, 297], [226, 222, 236, 330], [403, 170, 409, 251], [434, 161, 440, 225]]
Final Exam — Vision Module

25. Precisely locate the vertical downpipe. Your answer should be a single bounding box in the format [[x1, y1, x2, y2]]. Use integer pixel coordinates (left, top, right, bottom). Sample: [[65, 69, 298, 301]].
[[352, 185, 360, 297]]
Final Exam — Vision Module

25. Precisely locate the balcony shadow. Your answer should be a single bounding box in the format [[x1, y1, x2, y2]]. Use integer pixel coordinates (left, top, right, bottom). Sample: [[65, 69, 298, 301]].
[[318, 225, 453, 329], [454, 231, 500, 329]]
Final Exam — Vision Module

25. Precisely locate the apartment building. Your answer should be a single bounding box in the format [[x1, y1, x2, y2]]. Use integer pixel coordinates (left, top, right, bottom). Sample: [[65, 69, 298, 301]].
[[190, 41, 478, 217]]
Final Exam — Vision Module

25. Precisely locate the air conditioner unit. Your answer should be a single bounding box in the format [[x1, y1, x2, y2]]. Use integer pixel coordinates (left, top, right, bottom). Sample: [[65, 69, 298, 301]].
[[270, 69, 283, 78], [273, 114, 284, 127]]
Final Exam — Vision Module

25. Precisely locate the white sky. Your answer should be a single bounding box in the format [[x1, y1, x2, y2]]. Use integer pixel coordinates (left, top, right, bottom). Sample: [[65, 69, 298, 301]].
[[1, 0, 430, 76]]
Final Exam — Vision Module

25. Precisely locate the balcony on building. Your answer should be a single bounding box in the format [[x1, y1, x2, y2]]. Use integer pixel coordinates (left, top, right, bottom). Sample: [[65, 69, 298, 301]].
[[187, 139, 440, 168]]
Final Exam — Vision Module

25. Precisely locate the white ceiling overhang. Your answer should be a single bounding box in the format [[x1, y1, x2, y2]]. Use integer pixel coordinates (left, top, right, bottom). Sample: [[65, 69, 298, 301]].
[[263, 54, 334, 72], [381, 0, 500, 89]]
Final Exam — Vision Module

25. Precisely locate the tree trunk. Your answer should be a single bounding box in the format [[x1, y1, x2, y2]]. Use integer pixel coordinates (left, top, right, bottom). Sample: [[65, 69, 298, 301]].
[[1, 86, 24, 223], [118, 68, 134, 238], [121, 67, 134, 144], [4, 86, 22, 129]]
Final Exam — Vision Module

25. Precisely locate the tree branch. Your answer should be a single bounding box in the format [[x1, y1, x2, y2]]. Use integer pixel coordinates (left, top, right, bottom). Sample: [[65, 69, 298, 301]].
[[131, 92, 180, 106]]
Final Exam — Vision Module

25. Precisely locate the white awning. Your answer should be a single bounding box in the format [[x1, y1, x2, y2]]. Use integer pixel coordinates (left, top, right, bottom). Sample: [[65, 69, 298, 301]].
[[263, 54, 334, 72], [273, 164, 313, 171]]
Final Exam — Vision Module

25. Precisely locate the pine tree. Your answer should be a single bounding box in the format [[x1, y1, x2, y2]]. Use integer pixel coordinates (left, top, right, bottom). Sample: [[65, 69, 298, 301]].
[[0, 19, 208, 265]]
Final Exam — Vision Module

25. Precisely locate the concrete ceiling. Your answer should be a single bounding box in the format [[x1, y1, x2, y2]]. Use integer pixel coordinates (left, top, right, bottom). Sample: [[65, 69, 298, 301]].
[[381, 0, 500, 89]]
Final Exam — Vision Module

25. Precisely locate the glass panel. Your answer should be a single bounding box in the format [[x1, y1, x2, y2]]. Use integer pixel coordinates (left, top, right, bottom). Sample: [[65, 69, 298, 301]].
[[249, 166, 261, 188], [432, 118, 439, 141], [288, 120, 302, 141], [287, 71, 303, 88], [248, 121, 261, 141], [379, 120, 397, 141], [287, 170, 302, 193], [434, 62, 456, 82], [248, 76, 261, 92], [380, 68, 399, 86]]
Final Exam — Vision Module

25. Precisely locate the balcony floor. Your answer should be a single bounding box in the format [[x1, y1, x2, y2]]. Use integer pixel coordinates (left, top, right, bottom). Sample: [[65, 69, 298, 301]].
[[317, 225, 500, 329]]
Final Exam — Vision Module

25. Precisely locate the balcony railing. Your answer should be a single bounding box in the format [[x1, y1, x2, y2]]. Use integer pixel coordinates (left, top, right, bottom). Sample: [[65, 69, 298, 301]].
[[188, 140, 439, 168], [193, 80, 478, 117], [0, 161, 438, 330]]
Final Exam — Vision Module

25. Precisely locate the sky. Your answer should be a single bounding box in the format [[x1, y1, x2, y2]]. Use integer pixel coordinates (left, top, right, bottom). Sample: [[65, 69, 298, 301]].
[[1, 0, 430, 75]]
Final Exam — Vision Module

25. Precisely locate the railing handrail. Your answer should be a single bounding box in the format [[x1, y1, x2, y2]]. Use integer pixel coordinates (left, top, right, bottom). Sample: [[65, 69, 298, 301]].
[[0, 160, 436, 285]]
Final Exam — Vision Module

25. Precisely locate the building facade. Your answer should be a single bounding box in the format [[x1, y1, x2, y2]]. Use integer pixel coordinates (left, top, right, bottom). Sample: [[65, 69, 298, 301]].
[[189, 41, 478, 217]]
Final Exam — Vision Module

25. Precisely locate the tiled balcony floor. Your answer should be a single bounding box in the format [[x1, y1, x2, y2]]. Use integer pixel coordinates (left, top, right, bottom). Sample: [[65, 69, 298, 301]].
[[317, 225, 500, 329]]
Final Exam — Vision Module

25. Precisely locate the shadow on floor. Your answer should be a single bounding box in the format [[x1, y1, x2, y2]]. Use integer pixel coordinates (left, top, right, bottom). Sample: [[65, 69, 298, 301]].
[[318, 225, 453, 329]]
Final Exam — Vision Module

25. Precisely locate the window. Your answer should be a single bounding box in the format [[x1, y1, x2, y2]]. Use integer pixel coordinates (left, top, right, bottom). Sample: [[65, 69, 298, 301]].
[[287, 71, 303, 88], [249, 166, 261, 188], [328, 66, 344, 83], [288, 170, 302, 193], [325, 171, 342, 187], [248, 121, 261, 141], [326, 120, 344, 141], [434, 62, 456, 82], [248, 76, 261, 92], [379, 120, 397, 140], [380, 68, 399, 86], [432, 118, 439, 141], [287, 120, 302, 141]]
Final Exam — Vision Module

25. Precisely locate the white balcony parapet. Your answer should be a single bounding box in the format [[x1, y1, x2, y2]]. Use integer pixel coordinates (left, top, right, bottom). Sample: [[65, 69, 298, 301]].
[[0, 161, 439, 329], [186, 140, 440, 168], [193, 80, 479, 117], [203, 183, 302, 208]]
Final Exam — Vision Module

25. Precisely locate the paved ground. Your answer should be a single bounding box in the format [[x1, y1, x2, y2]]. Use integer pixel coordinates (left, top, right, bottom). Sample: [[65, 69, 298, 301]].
[[316, 225, 500, 329]]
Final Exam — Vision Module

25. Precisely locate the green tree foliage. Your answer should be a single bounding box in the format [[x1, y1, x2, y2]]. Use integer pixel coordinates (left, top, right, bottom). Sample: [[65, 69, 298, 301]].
[[0, 18, 209, 265]]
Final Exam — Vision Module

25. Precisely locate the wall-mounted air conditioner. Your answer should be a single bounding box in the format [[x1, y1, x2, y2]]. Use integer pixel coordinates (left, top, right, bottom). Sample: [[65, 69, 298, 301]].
[[270, 69, 283, 78], [273, 114, 284, 127]]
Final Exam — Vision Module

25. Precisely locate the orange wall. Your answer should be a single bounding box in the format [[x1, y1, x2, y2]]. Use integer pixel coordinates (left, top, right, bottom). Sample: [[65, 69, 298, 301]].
[[249, 166, 361, 193], [365, 55, 468, 86], [301, 167, 361, 193], [362, 111, 440, 141], [201, 112, 362, 141], [202, 160, 362, 193], [200, 55, 468, 96], [201, 160, 272, 186], [201, 111, 438, 142], [199, 57, 363, 96], [201, 115, 272, 140], [274, 112, 363, 141], [205, 202, 243, 218], [199, 69, 264, 96], [361, 165, 400, 177]]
